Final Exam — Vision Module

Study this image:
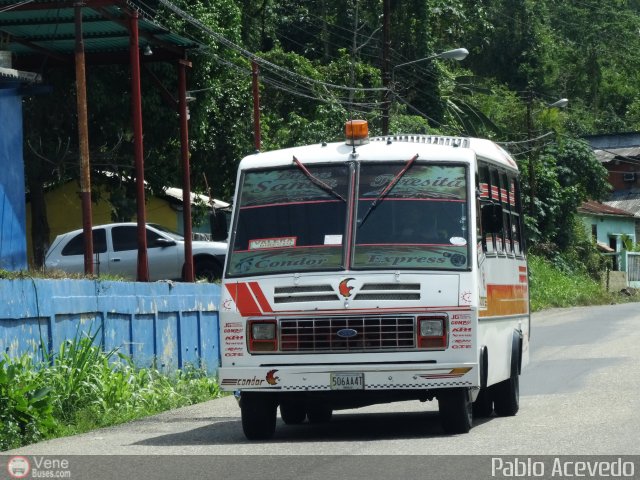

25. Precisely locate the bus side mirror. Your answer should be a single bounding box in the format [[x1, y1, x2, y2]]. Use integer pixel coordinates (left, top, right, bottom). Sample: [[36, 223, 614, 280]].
[[210, 209, 228, 241], [481, 203, 504, 233]]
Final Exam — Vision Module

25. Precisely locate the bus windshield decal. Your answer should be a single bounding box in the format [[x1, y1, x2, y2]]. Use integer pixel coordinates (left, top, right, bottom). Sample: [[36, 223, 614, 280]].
[[353, 245, 468, 269], [293, 156, 346, 202], [359, 154, 418, 227], [239, 166, 349, 207], [249, 237, 297, 250], [228, 247, 343, 276], [360, 164, 466, 200]]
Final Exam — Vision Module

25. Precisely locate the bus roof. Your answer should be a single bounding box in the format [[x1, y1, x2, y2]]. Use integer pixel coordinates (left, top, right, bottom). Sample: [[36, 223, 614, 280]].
[[239, 134, 518, 172]]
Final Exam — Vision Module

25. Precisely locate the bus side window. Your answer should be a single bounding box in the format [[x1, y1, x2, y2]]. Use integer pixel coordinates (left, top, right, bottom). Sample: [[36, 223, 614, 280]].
[[479, 165, 493, 253], [490, 168, 504, 253], [512, 178, 524, 255], [501, 172, 513, 254]]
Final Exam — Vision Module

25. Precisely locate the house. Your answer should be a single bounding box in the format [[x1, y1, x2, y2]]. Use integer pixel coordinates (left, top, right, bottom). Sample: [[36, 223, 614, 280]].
[[577, 200, 636, 270], [584, 132, 640, 239], [25, 179, 230, 266]]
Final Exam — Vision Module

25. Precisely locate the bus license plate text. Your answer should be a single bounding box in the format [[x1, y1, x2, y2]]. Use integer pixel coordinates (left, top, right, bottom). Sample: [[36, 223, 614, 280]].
[[330, 373, 364, 390]]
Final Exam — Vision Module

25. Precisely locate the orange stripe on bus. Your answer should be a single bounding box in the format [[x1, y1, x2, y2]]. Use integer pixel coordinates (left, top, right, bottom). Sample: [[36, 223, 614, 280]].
[[479, 284, 529, 317]]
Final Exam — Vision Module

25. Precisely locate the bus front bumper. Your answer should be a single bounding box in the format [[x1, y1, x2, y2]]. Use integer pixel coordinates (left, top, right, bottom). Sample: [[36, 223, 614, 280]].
[[218, 363, 478, 392]]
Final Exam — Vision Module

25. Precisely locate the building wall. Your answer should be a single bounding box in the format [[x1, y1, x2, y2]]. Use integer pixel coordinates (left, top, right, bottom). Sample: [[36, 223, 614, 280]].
[[580, 213, 637, 272], [0, 86, 27, 270], [580, 213, 636, 249], [605, 160, 640, 191]]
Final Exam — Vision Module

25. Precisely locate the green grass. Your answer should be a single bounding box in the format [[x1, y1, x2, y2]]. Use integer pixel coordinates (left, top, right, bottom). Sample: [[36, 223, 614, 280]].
[[528, 254, 637, 312], [0, 268, 125, 281], [0, 331, 222, 451]]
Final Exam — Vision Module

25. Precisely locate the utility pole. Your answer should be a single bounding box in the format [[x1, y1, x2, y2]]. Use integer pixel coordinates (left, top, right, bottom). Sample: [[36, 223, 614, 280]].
[[381, 0, 390, 136], [74, 3, 94, 275], [526, 88, 535, 218], [252, 60, 261, 151]]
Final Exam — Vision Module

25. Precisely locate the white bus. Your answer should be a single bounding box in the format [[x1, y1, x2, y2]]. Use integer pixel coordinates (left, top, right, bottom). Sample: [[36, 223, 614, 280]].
[[217, 120, 530, 439]]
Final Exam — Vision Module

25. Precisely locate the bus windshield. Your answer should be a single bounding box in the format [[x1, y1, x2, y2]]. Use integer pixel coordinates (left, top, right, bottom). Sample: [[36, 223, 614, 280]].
[[226, 161, 469, 277], [227, 164, 350, 277], [353, 163, 469, 270]]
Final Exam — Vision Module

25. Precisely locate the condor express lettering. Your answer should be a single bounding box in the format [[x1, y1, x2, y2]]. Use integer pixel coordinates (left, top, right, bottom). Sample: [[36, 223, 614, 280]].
[[218, 120, 530, 440]]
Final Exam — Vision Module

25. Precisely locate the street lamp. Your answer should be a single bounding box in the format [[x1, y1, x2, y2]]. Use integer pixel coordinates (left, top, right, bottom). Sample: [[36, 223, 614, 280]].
[[526, 96, 569, 217], [382, 48, 468, 136]]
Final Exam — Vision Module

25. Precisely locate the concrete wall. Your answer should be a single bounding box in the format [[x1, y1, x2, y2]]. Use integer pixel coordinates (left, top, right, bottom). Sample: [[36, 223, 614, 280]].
[[604, 270, 628, 292], [0, 279, 221, 372]]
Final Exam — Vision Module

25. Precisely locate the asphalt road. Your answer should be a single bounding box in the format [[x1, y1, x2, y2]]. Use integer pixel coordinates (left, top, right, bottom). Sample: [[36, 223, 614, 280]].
[[4, 303, 640, 478]]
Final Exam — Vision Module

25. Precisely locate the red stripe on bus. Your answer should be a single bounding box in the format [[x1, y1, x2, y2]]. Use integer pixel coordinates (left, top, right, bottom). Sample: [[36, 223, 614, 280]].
[[249, 282, 273, 313], [225, 282, 262, 316]]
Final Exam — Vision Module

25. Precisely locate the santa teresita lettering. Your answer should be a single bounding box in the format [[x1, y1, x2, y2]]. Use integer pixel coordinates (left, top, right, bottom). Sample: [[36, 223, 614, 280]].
[[370, 175, 464, 189]]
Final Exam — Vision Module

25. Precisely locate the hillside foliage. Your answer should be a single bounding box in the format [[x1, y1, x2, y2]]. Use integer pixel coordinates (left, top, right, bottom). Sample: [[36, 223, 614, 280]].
[[24, 0, 640, 273]]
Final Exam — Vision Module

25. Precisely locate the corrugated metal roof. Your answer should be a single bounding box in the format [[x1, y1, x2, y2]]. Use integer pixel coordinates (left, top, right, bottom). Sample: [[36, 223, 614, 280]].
[[163, 187, 230, 209], [0, 65, 41, 82], [584, 133, 640, 164], [605, 189, 640, 217], [593, 147, 640, 164], [578, 200, 636, 217], [0, 0, 201, 67]]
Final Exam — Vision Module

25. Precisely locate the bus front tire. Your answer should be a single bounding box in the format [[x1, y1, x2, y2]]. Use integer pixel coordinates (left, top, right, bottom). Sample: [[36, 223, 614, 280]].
[[240, 392, 277, 440], [438, 388, 473, 434], [492, 372, 520, 416]]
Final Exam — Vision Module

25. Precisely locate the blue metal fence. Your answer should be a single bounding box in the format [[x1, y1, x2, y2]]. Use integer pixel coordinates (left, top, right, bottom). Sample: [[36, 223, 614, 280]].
[[0, 279, 221, 372]]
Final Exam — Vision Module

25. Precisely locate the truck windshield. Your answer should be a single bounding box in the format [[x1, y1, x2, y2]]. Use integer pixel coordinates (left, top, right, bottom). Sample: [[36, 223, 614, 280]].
[[353, 163, 469, 270], [227, 164, 350, 277]]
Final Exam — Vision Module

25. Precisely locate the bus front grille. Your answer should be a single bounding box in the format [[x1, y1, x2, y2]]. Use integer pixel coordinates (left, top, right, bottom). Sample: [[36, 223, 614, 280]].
[[279, 315, 415, 352]]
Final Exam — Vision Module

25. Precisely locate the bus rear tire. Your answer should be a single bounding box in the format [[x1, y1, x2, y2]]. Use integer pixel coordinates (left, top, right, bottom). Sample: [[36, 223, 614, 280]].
[[492, 372, 519, 416], [438, 388, 473, 434], [473, 387, 494, 418], [280, 400, 307, 425], [241, 392, 277, 440]]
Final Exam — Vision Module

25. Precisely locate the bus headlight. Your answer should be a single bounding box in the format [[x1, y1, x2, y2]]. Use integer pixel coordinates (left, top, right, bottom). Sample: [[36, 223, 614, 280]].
[[248, 320, 278, 352], [417, 316, 447, 349]]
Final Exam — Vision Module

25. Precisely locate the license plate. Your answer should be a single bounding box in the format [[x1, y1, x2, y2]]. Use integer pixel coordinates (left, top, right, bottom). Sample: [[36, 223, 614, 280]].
[[330, 372, 364, 390]]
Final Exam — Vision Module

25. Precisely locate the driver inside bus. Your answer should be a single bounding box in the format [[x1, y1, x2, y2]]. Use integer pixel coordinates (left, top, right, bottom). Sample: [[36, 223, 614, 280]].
[[400, 209, 448, 244]]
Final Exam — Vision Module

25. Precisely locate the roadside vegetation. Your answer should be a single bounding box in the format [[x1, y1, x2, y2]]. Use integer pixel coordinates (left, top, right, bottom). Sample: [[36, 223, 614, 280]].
[[0, 331, 222, 451], [528, 255, 629, 312]]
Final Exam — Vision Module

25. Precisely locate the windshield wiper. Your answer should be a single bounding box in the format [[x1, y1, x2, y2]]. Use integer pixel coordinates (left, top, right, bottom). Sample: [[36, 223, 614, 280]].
[[293, 156, 346, 202], [359, 153, 419, 227]]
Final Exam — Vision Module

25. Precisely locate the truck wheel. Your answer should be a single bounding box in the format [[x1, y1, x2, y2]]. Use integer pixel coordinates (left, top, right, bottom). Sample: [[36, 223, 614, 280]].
[[492, 371, 519, 416], [241, 392, 277, 440], [307, 405, 333, 424], [280, 400, 307, 425], [472, 388, 494, 418], [438, 388, 473, 434]]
